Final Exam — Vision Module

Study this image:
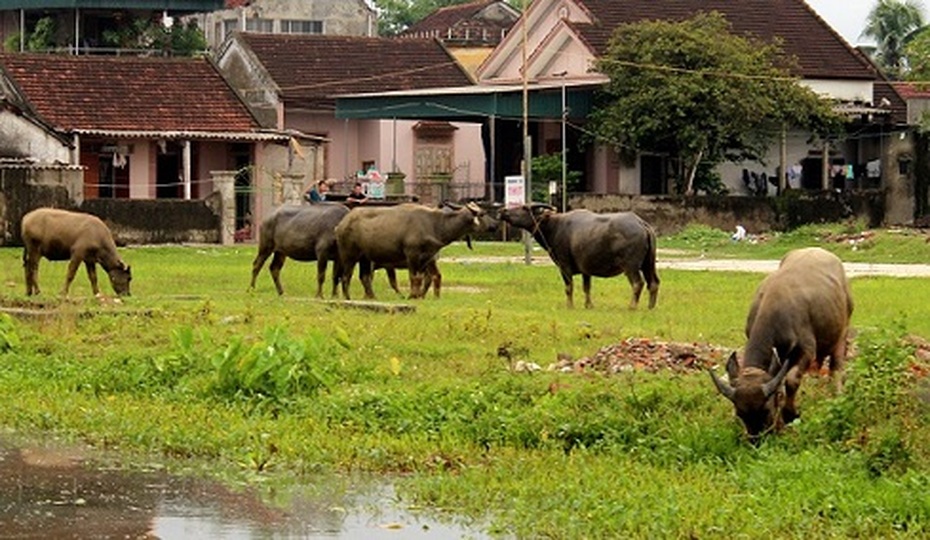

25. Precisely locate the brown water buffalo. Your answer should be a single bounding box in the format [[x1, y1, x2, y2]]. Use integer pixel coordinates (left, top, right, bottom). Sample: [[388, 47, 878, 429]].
[[249, 202, 349, 297], [335, 202, 483, 299], [498, 204, 659, 309], [21, 207, 132, 297], [375, 201, 498, 299], [710, 247, 853, 442]]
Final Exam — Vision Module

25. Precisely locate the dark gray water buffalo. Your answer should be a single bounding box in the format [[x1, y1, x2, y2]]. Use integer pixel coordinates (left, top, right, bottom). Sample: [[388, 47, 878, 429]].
[[335, 202, 483, 299], [249, 202, 349, 297], [21, 207, 132, 297], [710, 247, 853, 441], [498, 204, 659, 309]]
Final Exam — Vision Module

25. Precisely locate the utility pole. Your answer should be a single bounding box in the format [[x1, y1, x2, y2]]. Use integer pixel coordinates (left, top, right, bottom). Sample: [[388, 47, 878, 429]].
[[521, 0, 532, 264]]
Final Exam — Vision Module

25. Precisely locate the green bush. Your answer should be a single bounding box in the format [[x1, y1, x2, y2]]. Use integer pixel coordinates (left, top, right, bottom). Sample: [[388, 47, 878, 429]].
[[211, 325, 349, 403]]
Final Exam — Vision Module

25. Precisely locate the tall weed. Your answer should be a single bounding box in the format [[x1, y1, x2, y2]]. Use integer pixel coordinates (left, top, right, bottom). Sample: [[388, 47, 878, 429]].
[[211, 325, 350, 403], [813, 322, 921, 476]]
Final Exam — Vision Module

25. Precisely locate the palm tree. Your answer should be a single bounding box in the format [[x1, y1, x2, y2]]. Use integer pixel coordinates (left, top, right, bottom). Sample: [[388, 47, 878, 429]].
[[862, 0, 926, 77]]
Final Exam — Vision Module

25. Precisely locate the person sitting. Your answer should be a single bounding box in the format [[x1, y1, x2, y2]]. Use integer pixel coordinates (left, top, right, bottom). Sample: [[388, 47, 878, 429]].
[[346, 182, 368, 204], [304, 180, 329, 203]]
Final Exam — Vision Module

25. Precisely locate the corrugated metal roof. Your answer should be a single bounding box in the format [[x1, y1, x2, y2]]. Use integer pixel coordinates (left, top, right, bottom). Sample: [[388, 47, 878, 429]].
[[73, 129, 327, 143]]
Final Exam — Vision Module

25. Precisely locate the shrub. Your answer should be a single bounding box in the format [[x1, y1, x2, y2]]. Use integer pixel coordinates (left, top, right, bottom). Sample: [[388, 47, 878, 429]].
[[211, 325, 350, 403]]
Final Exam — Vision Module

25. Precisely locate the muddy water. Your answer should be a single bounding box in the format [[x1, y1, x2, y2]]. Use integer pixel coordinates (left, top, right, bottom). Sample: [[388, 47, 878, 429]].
[[0, 437, 490, 539]]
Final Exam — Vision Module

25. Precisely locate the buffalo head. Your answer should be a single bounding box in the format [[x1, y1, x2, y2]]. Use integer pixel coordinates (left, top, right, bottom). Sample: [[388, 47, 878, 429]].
[[709, 348, 790, 442], [498, 203, 556, 231], [107, 262, 132, 296]]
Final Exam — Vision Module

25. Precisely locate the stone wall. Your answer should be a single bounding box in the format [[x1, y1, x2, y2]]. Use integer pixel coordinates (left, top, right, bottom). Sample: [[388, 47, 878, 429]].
[[80, 197, 222, 245], [569, 189, 885, 236]]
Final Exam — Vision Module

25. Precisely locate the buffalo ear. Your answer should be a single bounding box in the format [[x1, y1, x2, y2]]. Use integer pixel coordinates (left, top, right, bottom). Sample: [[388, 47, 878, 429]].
[[725, 351, 740, 381]]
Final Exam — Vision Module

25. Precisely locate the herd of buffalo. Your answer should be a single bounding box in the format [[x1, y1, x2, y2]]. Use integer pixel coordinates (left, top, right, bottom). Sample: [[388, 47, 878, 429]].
[[18, 202, 853, 442]]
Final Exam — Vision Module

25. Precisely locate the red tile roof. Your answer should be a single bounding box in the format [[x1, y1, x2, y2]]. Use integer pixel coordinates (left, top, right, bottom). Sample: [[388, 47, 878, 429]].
[[0, 53, 257, 133], [891, 81, 930, 100], [574, 0, 879, 81], [402, 0, 516, 43], [239, 33, 474, 109]]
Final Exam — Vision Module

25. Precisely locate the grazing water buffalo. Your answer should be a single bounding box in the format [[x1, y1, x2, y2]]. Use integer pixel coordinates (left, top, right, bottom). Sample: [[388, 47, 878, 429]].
[[249, 202, 349, 297], [499, 204, 659, 309], [710, 247, 853, 442], [335, 202, 483, 299], [21, 207, 132, 297]]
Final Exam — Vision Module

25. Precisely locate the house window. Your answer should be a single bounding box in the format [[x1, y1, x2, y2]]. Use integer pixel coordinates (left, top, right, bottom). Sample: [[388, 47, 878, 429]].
[[245, 18, 273, 33], [221, 19, 239, 40], [281, 20, 323, 34]]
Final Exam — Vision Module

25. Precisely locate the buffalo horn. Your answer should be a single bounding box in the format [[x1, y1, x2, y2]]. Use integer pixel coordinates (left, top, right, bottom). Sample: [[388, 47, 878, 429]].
[[529, 202, 557, 212], [465, 201, 482, 214], [762, 348, 791, 399], [709, 369, 736, 402]]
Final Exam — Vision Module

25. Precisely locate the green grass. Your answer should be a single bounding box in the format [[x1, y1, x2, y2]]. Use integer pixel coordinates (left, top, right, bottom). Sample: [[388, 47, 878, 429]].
[[0, 235, 929, 538], [660, 221, 930, 263]]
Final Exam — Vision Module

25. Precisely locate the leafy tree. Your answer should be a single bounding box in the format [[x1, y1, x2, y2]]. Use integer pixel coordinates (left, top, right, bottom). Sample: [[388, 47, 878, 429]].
[[373, 0, 519, 36], [102, 14, 207, 56], [588, 12, 841, 195], [904, 25, 930, 80], [862, 0, 925, 78], [530, 153, 582, 203], [28, 16, 57, 51]]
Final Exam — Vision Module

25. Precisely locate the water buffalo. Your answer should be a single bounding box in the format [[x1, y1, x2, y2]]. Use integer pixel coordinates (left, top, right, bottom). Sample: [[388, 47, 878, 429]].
[[21, 207, 132, 297], [375, 202, 499, 299], [498, 204, 659, 309], [335, 202, 483, 299], [249, 202, 349, 297], [710, 247, 853, 442]]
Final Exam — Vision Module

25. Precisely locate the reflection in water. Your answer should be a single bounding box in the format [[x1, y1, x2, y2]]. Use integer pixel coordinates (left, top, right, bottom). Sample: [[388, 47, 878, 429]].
[[0, 436, 490, 539]]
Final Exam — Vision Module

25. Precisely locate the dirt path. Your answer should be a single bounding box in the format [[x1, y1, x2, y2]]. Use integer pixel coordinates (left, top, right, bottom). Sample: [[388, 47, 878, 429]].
[[444, 253, 930, 278]]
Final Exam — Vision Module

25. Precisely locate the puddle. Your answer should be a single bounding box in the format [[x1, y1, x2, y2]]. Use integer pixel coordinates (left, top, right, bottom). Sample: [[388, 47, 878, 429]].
[[0, 436, 492, 539]]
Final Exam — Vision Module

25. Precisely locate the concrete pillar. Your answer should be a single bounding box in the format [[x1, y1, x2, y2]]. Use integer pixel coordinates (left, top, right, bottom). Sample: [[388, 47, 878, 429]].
[[212, 170, 237, 245], [280, 172, 305, 206], [884, 131, 916, 225]]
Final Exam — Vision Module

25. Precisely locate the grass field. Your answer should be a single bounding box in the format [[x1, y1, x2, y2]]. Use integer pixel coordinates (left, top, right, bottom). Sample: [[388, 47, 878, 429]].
[[0, 222, 928, 538]]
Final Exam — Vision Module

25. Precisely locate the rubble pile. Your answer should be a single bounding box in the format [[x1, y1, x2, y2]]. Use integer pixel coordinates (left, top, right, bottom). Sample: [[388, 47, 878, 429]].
[[549, 337, 729, 375]]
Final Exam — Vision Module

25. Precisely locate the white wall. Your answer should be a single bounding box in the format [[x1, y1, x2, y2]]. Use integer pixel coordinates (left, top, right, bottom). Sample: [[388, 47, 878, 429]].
[[802, 79, 874, 103], [0, 112, 70, 164]]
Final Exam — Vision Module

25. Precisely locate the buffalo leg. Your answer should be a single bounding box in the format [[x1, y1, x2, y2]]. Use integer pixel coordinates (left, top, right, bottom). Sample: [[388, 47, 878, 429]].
[[625, 270, 645, 310], [359, 260, 375, 299], [561, 272, 574, 309], [582, 274, 594, 309], [84, 261, 101, 295], [23, 248, 40, 296], [340, 263, 355, 300], [782, 345, 812, 425], [429, 261, 441, 298], [407, 270, 422, 299], [828, 333, 848, 394], [61, 257, 81, 296], [249, 248, 273, 290], [269, 253, 287, 295], [640, 248, 660, 310], [329, 259, 342, 298], [315, 259, 327, 299], [385, 268, 402, 295]]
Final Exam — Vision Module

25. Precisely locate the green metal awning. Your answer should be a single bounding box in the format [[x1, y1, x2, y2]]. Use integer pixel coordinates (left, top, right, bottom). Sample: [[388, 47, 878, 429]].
[[0, 1, 222, 9], [336, 82, 597, 121]]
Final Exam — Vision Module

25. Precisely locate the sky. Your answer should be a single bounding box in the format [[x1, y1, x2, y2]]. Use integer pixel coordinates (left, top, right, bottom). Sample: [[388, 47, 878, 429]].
[[805, 0, 930, 46]]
